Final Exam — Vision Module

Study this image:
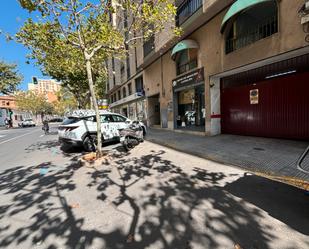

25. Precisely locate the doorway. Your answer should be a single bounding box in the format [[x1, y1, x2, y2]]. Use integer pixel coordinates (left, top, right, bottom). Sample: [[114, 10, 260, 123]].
[[147, 94, 161, 126]]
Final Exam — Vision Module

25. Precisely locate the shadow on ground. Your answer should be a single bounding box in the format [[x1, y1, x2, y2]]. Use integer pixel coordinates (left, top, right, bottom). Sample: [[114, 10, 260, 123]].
[[0, 149, 308, 249]]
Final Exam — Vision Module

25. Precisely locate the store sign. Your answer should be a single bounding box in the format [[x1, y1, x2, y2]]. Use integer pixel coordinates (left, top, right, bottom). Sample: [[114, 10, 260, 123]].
[[250, 89, 259, 104], [172, 68, 204, 90]]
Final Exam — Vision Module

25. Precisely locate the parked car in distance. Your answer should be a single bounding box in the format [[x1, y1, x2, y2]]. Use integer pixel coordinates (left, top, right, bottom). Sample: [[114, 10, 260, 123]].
[[58, 110, 147, 152], [18, 119, 36, 127]]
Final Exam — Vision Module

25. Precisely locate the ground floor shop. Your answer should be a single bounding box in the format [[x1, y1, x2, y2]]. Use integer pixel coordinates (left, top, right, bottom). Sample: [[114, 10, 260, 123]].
[[173, 68, 205, 132]]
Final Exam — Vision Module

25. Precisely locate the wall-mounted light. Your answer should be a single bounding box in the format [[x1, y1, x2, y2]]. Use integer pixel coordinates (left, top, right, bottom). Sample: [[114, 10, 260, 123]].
[[265, 70, 296, 79], [210, 83, 215, 88]]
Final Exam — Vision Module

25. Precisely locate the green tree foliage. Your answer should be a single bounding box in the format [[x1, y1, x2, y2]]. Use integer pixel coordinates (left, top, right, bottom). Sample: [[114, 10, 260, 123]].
[[17, 0, 178, 156], [15, 91, 54, 117], [0, 61, 23, 95], [53, 88, 78, 116]]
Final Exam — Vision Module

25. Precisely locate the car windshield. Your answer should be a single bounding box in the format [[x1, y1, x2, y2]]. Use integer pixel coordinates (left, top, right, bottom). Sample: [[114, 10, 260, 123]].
[[62, 117, 80, 125]]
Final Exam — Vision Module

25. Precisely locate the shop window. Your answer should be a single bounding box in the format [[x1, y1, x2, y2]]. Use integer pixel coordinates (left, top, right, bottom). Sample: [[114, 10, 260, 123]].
[[128, 83, 132, 95], [175, 49, 198, 75], [225, 1, 278, 54], [176, 85, 205, 130]]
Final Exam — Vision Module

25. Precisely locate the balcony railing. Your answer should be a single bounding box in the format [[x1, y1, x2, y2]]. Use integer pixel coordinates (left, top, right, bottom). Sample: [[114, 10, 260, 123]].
[[226, 15, 278, 54], [176, 0, 203, 26], [177, 59, 198, 75]]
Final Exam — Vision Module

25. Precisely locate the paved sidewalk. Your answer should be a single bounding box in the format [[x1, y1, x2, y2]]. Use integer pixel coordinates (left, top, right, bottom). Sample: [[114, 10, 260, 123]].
[[146, 128, 309, 184]]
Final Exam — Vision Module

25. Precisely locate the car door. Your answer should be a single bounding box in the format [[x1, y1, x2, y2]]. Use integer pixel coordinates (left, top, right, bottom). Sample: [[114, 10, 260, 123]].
[[100, 114, 114, 140], [111, 114, 129, 137]]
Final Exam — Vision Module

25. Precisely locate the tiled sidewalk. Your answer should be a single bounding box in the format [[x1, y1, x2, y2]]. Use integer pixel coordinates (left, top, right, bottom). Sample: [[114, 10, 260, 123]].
[[146, 128, 309, 183]]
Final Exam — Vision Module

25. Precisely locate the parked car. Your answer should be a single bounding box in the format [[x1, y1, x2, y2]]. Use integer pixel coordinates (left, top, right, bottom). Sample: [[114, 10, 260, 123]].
[[18, 119, 36, 127], [58, 110, 147, 152]]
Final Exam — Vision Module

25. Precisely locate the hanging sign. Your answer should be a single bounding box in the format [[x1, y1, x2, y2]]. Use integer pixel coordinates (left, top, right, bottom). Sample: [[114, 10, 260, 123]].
[[250, 89, 259, 104]]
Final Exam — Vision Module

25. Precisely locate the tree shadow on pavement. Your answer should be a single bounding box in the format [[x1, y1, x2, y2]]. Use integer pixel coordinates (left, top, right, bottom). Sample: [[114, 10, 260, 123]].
[[0, 149, 308, 249], [86, 150, 309, 249], [224, 174, 309, 235]]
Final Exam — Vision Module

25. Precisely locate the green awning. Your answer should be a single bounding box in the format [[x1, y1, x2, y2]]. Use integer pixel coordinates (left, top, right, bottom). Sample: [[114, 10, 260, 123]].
[[171, 39, 199, 60], [220, 0, 272, 33]]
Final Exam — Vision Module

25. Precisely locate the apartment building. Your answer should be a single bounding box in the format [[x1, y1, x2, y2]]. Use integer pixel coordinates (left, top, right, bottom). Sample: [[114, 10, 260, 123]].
[[28, 79, 61, 103], [0, 95, 31, 127], [107, 0, 309, 140]]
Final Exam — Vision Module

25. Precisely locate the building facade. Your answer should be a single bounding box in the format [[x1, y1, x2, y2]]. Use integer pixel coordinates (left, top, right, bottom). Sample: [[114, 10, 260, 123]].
[[28, 78, 61, 103], [0, 95, 31, 127], [107, 0, 309, 140]]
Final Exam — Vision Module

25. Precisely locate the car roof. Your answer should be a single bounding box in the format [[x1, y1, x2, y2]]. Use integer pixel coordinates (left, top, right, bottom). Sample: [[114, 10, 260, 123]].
[[66, 109, 123, 118]]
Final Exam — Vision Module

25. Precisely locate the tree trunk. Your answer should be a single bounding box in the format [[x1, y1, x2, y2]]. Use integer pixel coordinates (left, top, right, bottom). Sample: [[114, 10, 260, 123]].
[[85, 57, 103, 157]]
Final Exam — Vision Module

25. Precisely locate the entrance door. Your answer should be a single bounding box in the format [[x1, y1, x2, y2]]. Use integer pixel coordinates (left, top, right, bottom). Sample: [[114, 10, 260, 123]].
[[148, 94, 161, 126], [221, 71, 309, 140]]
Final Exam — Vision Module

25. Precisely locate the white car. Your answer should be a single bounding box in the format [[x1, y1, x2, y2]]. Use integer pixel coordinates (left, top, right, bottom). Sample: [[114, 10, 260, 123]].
[[58, 110, 146, 152], [19, 119, 36, 127]]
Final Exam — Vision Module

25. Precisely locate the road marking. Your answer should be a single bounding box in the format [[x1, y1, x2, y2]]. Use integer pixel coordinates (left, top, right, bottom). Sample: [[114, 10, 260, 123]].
[[40, 135, 44, 137], [0, 135, 6, 138], [0, 129, 40, 145]]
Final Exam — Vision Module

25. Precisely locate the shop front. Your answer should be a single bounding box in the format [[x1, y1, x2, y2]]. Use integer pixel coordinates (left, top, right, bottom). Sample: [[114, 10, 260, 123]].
[[173, 67, 205, 131]]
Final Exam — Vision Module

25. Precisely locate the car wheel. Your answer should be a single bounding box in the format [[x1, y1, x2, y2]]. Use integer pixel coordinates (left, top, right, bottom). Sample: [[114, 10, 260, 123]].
[[83, 135, 96, 152]]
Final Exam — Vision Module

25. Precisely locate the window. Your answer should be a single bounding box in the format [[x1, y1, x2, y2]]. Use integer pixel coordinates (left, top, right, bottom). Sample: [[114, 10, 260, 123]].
[[128, 83, 132, 95], [112, 58, 116, 86], [100, 115, 112, 123], [126, 56, 130, 79], [176, 0, 203, 26], [135, 76, 144, 94], [225, 1, 278, 54], [120, 61, 125, 82], [143, 35, 155, 57], [123, 87, 127, 98], [118, 90, 121, 100], [175, 50, 198, 75], [112, 115, 127, 122]]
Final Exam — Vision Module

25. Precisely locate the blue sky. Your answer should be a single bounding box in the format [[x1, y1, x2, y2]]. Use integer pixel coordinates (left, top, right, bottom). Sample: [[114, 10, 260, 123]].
[[0, 0, 50, 91]]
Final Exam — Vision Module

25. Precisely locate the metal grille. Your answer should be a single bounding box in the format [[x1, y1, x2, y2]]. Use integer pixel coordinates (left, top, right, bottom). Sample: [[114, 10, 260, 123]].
[[176, 0, 203, 26], [226, 15, 278, 54], [177, 59, 198, 75]]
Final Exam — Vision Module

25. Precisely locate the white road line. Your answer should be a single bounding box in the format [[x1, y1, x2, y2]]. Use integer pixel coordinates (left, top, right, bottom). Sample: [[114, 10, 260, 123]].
[[0, 129, 40, 145], [0, 135, 6, 138], [40, 135, 44, 137]]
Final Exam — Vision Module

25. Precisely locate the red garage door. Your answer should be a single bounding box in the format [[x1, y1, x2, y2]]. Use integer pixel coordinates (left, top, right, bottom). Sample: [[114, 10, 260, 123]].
[[221, 71, 309, 140]]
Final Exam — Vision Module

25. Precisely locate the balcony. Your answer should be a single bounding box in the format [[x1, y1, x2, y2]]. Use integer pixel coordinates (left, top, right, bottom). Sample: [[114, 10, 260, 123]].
[[176, 0, 203, 26], [226, 15, 278, 54]]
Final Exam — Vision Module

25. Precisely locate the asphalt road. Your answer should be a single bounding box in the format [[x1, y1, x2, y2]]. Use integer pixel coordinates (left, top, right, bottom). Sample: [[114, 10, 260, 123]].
[[0, 125, 308, 249], [0, 125, 60, 171]]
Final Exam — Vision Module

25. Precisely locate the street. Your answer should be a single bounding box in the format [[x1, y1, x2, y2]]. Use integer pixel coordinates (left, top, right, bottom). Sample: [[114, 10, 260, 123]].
[[0, 126, 308, 249]]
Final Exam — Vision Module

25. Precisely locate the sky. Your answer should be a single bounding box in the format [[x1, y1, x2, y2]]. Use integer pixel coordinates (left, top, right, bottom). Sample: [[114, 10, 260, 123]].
[[0, 0, 51, 91]]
